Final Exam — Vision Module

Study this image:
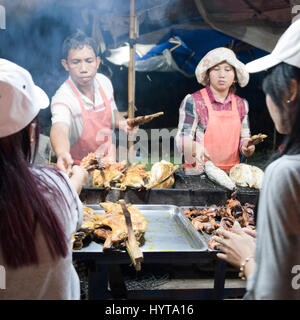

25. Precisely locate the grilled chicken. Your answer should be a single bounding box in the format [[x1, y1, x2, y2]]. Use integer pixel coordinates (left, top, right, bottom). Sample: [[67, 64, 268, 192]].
[[92, 161, 126, 188], [72, 206, 98, 250], [127, 112, 164, 128], [93, 202, 148, 251], [184, 191, 256, 250], [146, 160, 179, 189], [192, 217, 219, 234], [229, 163, 264, 189], [119, 164, 150, 191]]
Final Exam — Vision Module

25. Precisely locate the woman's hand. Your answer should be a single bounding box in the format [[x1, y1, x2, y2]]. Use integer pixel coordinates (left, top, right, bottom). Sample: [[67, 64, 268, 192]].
[[242, 227, 256, 238], [241, 141, 255, 157], [211, 221, 256, 269], [69, 165, 89, 194]]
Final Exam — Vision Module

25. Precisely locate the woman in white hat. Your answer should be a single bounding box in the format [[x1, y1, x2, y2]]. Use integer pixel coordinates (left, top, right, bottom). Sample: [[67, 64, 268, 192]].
[[176, 47, 255, 174], [211, 19, 300, 299], [0, 59, 88, 299]]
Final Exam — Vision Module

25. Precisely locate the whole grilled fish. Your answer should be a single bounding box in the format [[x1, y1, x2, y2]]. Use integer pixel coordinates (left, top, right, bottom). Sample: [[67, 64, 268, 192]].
[[205, 161, 236, 190]]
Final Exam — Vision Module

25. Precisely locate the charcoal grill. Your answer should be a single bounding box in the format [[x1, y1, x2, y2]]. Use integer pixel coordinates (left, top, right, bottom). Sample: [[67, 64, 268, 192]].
[[80, 170, 259, 206], [76, 171, 256, 300], [73, 204, 229, 300]]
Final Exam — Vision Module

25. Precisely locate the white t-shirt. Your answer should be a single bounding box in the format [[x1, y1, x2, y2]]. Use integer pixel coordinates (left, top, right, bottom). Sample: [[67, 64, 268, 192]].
[[51, 73, 117, 147], [0, 166, 83, 300], [244, 155, 300, 299]]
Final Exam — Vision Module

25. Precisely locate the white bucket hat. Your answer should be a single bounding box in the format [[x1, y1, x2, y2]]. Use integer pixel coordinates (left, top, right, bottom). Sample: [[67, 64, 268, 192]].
[[246, 19, 300, 73], [195, 47, 249, 87], [0, 59, 49, 138]]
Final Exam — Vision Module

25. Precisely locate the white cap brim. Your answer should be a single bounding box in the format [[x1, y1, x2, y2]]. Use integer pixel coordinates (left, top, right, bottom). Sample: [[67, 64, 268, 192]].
[[34, 85, 50, 110], [246, 53, 282, 73]]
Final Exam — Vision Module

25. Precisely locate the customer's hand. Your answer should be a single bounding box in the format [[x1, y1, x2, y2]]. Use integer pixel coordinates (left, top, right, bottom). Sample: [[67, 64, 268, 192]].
[[70, 165, 89, 194], [211, 221, 256, 269], [56, 152, 73, 176], [242, 227, 257, 239]]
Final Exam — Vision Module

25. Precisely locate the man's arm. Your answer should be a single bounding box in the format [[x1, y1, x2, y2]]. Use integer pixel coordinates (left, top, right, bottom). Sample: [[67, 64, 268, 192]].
[[50, 122, 73, 175]]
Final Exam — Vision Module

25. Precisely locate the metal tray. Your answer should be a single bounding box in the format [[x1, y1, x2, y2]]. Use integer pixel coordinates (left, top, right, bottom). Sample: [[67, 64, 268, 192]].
[[74, 204, 208, 253], [179, 206, 221, 252]]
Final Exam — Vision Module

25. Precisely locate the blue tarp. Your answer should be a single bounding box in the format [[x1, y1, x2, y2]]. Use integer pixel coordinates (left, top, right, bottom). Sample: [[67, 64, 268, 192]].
[[130, 29, 268, 76]]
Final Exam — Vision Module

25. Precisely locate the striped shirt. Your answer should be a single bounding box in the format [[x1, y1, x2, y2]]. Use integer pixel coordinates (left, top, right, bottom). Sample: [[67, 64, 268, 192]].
[[175, 85, 251, 154], [51, 73, 117, 147]]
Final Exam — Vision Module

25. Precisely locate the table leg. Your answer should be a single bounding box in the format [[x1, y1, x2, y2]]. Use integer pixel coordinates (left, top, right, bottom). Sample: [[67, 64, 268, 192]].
[[107, 264, 128, 299], [88, 263, 107, 300], [213, 259, 227, 300]]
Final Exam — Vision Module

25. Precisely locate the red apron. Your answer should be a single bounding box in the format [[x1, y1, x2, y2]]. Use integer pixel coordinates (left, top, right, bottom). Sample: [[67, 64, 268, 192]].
[[66, 79, 115, 165], [184, 87, 241, 173]]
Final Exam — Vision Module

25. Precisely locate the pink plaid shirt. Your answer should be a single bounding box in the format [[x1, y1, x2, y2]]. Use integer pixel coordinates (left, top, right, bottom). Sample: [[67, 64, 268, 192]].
[[176, 85, 251, 153]]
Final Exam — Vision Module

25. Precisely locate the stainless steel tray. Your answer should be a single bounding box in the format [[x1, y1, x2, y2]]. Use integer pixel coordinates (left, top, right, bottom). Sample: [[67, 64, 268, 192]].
[[179, 206, 220, 252], [74, 204, 208, 253]]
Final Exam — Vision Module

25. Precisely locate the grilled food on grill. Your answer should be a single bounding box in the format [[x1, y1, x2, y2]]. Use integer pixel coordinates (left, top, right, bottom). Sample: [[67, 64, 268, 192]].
[[80, 152, 109, 171], [229, 163, 264, 189], [92, 161, 126, 188], [118, 164, 150, 191], [127, 112, 164, 128], [146, 160, 179, 189], [93, 201, 148, 251], [81, 154, 178, 190], [205, 161, 236, 190]]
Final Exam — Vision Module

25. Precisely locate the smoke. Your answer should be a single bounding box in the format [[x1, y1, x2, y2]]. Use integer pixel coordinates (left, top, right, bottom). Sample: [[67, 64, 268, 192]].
[[0, 0, 186, 131], [0, 1, 96, 131]]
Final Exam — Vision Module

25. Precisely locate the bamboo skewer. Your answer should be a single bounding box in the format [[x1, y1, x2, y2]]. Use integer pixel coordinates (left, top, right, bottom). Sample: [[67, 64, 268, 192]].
[[128, 0, 136, 162], [118, 200, 143, 271]]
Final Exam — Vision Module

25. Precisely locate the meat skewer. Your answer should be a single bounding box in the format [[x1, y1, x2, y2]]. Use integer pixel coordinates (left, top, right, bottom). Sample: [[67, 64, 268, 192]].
[[127, 112, 164, 127], [247, 133, 268, 146]]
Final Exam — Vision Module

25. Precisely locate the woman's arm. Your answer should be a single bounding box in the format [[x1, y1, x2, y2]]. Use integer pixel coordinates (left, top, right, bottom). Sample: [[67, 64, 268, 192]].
[[212, 221, 256, 280], [240, 100, 255, 157], [69, 165, 89, 194]]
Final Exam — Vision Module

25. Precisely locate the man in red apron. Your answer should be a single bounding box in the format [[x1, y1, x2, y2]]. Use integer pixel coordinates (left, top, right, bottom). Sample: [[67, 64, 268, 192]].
[[50, 31, 137, 175], [176, 47, 255, 174]]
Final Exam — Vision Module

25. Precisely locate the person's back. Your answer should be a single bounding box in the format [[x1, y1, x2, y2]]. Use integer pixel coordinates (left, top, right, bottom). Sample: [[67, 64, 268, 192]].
[[0, 167, 82, 300], [245, 155, 300, 299], [0, 58, 85, 300]]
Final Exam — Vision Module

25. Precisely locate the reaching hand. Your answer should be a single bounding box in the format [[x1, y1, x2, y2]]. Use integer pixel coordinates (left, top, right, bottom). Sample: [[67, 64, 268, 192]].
[[56, 152, 73, 176], [211, 221, 256, 269], [242, 227, 257, 238], [69, 165, 89, 194], [71, 165, 89, 184]]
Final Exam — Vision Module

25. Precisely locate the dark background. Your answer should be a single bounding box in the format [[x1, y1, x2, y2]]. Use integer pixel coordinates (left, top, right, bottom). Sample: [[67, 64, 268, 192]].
[[0, 1, 284, 152]]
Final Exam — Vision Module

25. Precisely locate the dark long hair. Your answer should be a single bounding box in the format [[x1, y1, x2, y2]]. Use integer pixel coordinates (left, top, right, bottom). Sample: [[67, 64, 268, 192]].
[[0, 116, 74, 268], [263, 63, 300, 158], [254, 63, 300, 224]]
